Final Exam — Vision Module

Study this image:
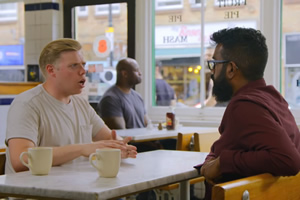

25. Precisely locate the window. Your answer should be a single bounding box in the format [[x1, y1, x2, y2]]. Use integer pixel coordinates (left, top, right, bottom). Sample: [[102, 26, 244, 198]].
[[76, 6, 88, 17], [0, 3, 17, 22], [132, 1, 278, 124], [71, 3, 127, 103], [152, 0, 259, 109], [0, 1, 24, 82], [284, 0, 300, 4], [156, 0, 183, 11], [95, 4, 120, 16], [282, 2, 300, 109]]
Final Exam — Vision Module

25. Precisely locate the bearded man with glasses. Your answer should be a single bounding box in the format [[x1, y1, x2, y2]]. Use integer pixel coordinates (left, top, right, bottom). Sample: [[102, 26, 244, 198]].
[[195, 27, 300, 200]]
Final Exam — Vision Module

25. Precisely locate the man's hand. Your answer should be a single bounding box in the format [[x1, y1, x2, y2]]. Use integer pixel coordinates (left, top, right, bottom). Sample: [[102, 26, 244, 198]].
[[200, 157, 221, 185], [111, 129, 137, 159]]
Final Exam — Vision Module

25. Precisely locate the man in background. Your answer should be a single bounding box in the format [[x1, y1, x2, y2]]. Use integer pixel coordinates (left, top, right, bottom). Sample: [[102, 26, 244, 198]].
[[97, 57, 159, 200], [97, 57, 164, 152], [97, 57, 149, 129], [155, 60, 176, 106]]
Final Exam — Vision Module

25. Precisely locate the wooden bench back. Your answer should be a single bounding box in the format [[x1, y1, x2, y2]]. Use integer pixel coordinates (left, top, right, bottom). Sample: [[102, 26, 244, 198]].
[[212, 172, 300, 200], [176, 133, 194, 151], [176, 132, 220, 152], [194, 132, 220, 152]]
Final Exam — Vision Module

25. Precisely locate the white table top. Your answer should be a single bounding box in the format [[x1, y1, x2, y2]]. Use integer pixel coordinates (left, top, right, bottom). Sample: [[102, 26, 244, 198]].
[[0, 150, 208, 200], [116, 126, 218, 142]]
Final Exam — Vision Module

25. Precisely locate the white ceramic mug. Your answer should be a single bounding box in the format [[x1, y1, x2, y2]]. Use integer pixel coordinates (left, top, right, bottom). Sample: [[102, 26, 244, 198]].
[[20, 147, 53, 175], [89, 148, 121, 178]]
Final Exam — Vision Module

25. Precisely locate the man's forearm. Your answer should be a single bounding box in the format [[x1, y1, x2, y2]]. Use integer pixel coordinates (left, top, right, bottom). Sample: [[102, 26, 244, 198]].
[[52, 144, 84, 166]]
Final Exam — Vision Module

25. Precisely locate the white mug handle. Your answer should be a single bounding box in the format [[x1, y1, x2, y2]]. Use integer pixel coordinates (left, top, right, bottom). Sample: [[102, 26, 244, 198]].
[[89, 153, 100, 171], [20, 152, 30, 169]]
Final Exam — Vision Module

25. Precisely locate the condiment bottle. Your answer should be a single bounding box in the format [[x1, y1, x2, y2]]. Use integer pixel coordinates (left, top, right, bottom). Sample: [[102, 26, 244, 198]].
[[158, 122, 163, 130], [166, 107, 175, 130]]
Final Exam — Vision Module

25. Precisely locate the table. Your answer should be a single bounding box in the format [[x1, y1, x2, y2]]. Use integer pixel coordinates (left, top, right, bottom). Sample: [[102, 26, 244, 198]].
[[0, 150, 208, 200], [116, 126, 218, 142]]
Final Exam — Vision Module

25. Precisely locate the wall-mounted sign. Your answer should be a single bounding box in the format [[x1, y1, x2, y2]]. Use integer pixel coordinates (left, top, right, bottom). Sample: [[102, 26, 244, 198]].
[[169, 15, 182, 23], [93, 36, 111, 58], [215, 0, 246, 7], [0, 45, 24, 66], [224, 11, 240, 19]]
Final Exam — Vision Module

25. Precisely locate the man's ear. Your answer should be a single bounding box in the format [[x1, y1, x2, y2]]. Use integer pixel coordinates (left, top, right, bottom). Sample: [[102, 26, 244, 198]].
[[45, 64, 56, 77], [226, 62, 238, 79], [121, 70, 128, 78]]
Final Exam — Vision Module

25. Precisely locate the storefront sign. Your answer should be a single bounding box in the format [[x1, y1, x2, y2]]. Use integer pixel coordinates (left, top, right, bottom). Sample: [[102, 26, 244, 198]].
[[224, 11, 240, 19], [216, 0, 246, 7], [155, 21, 256, 48], [169, 15, 182, 22], [93, 36, 111, 58]]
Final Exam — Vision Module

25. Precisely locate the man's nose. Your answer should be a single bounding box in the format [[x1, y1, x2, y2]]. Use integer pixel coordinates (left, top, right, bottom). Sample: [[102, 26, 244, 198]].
[[79, 64, 86, 74]]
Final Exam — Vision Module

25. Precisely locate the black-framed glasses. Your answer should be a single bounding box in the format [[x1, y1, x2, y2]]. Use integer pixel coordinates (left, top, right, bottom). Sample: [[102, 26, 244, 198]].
[[207, 60, 230, 71]]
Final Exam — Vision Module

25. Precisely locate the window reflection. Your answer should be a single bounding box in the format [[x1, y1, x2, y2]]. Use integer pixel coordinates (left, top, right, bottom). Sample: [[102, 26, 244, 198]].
[[282, 0, 300, 108], [76, 6, 88, 17], [153, 0, 260, 107], [0, 2, 24, 82], [74, 3, 127, 103]]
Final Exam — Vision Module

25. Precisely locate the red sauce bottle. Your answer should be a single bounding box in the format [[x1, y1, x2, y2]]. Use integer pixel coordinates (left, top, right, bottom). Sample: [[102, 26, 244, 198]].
[[166, 107, 175, 130]]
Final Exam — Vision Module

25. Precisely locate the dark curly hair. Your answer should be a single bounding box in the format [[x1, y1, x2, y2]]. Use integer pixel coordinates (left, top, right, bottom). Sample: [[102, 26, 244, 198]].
[[210, 27, 268, 81]]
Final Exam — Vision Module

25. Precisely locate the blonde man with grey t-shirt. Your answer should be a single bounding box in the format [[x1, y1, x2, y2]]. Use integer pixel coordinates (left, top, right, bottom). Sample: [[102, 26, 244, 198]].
[[5, 39, 137, 174]]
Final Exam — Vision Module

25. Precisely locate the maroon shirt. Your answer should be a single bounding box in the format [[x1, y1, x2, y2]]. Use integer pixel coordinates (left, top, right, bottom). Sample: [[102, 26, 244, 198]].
[[196, 78, 300, 198]]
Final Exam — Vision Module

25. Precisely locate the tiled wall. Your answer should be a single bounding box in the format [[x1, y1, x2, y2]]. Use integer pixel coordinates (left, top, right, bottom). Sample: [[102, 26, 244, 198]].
[[24, 0, 63, 80], [0, 1, 64, 145]]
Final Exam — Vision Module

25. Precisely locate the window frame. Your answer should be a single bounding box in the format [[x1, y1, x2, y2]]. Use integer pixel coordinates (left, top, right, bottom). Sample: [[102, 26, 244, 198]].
[[63, 0, 135, 59]]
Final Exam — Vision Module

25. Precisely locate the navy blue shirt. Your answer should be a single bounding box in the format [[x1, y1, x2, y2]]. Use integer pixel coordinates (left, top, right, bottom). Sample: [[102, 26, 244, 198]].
[[97, 85, 146, 128], [156, 79, 175, 106]]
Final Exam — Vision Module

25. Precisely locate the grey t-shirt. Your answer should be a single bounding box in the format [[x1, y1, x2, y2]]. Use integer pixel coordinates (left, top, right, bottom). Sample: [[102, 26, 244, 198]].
[[97, 85, 146, 128], [5, 84, 104, 173]]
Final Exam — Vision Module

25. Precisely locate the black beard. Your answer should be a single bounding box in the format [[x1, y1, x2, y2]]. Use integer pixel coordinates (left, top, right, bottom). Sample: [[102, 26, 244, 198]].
[[211, 68, 233, 102]]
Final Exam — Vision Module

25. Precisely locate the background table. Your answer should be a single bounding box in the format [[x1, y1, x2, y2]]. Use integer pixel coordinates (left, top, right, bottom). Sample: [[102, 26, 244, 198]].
[[0, 150, 208, 200], [116, 126, 218, 142]]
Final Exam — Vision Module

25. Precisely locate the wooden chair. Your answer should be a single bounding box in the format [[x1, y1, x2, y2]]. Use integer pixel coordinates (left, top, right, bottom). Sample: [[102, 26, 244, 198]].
[[154, 131, 220, 200], [212, 172, 300, 200]]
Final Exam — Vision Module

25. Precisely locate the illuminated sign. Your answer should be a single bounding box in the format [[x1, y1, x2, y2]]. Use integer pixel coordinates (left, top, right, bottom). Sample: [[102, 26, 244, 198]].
[[0, 45, 24, 66]]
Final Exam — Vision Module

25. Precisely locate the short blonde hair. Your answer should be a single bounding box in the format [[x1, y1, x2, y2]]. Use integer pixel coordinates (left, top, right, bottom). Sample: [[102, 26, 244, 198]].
[[39, 38, 82, 77]]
